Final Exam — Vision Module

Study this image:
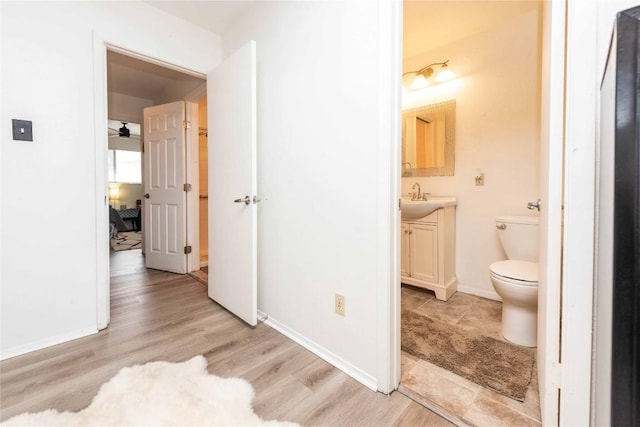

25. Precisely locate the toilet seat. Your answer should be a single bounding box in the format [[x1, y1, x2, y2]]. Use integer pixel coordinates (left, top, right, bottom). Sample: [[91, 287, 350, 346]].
[[489, 260, 538, 286]]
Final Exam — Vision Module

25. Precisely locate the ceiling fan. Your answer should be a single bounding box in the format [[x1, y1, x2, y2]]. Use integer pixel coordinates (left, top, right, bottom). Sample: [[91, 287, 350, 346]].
[[108, 122, 131, 138]]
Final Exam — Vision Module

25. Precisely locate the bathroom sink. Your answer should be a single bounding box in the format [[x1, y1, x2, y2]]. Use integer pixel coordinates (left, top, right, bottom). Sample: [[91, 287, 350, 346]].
[[400, 196, 457, 219]]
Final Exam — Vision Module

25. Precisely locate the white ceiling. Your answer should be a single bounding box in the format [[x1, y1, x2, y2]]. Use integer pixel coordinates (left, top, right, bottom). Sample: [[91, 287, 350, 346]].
[[109, 1, 539, 102], [107, 50, 204, 101], [146, 1, 539, 62], [144, 1, 258, 35]]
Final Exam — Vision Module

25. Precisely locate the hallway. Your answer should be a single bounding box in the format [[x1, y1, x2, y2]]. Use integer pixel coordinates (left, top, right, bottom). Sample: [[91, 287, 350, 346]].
[[1, 250, 452, 426]]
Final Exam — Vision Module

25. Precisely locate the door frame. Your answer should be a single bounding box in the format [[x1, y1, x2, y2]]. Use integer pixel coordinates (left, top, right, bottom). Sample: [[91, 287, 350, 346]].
[[559, 1, 598, 423], [377, 0, 403, 394], [184, 84, 207, 274], [93, 34, 207, 329], [389, 0, 599, 425], [386, 1, 595, 422]]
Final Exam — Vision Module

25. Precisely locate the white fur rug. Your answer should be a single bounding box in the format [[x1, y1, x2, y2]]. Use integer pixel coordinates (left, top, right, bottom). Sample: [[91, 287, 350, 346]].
[[2, 356, 299, 427]]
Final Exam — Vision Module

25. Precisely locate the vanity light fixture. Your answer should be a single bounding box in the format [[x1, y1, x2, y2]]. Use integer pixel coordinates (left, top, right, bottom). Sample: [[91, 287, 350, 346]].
[[403, 60, 455, 90]]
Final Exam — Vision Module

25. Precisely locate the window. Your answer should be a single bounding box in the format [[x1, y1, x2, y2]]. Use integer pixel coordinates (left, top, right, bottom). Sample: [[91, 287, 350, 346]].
[[108, 150, 141, 184]]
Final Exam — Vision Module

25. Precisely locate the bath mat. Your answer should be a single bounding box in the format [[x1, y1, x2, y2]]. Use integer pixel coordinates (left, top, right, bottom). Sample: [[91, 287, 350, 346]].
[[401, 309, 535, 401]]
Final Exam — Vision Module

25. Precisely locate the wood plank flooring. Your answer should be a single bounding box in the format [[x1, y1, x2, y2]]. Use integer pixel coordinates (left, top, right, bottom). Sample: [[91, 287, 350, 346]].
[[0, 250, 453, 426]]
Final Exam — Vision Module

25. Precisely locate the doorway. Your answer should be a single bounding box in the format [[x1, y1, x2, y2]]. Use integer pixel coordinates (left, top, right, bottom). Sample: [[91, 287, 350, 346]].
[[398, 2, 546, 425], [104, 49, 207, 308], [96, 35, 259, 334]]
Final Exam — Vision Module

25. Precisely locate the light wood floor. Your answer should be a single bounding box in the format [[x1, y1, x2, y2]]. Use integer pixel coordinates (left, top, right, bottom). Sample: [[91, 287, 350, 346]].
[[0, 249, 453, 426]]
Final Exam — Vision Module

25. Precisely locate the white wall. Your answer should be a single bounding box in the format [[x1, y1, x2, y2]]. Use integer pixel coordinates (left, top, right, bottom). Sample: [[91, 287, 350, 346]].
[[401, 7, 542, 299], [222, 1, 386, 386], [0, 0, 221, 359]]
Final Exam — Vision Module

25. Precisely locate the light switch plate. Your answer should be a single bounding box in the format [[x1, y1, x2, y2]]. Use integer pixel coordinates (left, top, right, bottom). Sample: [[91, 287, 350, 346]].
[[12, 119, 33, 141]]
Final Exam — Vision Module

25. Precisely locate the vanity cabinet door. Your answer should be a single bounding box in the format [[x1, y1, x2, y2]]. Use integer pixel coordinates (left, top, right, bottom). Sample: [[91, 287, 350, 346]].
[[410, 223, 438, 284], [401, 222, 411, 277]]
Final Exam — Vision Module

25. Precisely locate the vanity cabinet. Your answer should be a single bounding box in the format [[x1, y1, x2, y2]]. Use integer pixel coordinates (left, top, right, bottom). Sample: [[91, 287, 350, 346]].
[[401, 206, 457, 301]]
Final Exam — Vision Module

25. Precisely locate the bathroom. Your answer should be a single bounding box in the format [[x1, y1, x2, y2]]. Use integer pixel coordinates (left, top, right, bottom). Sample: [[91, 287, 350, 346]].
[[399, 1, 543, 425]]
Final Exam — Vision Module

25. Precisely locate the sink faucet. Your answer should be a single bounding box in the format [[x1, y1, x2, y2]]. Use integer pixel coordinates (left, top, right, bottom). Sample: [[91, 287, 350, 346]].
[[412, 182, 421, 200]]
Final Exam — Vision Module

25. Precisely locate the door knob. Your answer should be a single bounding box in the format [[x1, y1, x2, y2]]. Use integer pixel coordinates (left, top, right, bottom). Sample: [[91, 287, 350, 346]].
[[527, 199, 541, 211], [144, 193, 150, 199], [234, 195, 251, 205]]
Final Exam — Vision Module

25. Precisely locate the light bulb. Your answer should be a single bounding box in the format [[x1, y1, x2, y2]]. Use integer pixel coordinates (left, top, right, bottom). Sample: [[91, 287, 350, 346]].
[[409, 74, 429, 90], [434, 66, 455, 83]]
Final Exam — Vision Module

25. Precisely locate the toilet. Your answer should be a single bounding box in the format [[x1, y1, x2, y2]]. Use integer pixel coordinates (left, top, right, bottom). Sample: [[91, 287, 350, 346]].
[[489, 215, 539, 347]]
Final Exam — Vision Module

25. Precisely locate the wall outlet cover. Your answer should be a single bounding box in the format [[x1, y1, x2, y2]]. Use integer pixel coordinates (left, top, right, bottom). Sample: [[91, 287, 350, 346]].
[[335, 293, 345, 316]]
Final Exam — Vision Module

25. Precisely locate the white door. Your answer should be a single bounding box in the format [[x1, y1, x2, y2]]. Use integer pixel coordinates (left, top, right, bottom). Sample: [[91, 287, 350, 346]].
[[207, 41, 257, 326], [143, 101, 188, 274], [537, 1, 565, 424]]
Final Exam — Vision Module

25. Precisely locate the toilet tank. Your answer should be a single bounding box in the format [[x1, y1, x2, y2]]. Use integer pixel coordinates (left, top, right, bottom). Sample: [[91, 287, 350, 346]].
[[495, 215, 539, 262]]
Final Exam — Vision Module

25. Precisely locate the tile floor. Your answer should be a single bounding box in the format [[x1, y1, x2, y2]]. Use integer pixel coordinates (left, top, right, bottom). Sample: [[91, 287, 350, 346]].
[[400, 285, 541, 427]]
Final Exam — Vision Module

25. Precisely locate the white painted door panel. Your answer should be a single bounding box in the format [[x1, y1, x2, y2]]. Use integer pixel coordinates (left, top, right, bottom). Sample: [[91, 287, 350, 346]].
[[143, 101, 187, 274], [537, 2, 564, 424], [410, 224, 438, 283], [207, 41, 257, 326]]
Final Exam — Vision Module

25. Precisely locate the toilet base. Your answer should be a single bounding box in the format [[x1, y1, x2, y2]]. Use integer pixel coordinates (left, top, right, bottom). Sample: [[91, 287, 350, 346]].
[[501, 302, 537, 347]]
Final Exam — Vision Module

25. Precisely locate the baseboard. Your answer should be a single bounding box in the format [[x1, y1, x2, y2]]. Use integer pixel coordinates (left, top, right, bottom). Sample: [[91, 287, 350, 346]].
[[199, 261, 208, 268], [258, 310, 378, 392], [457, 285, 501, 302], [0, 327, 98, 361]]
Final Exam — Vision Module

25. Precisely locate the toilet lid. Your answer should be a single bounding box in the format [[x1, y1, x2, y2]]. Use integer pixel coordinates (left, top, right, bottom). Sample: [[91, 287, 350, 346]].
[[490, 260, 538, 282]]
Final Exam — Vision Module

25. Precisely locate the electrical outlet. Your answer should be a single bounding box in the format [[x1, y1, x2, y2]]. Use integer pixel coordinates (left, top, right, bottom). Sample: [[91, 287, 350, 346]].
[[475, 173, 485, 186], [335, 294, 345, 316]]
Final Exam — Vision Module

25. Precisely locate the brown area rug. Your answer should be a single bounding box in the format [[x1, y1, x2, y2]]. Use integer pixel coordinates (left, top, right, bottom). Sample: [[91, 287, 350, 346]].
[[110, 231, 142, 252], [401, 309, 535, 401]]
